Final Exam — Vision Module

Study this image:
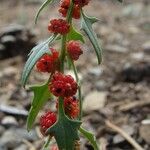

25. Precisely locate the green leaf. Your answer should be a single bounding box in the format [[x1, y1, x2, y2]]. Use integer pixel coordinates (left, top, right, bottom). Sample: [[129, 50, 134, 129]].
[[21, 34, 57, 87], [47, 98, 82, 150], [27, 82, 52, 130], [67, 26, 85, 43], [79, 127, 99, 150], [81, 12, 102, 64], [35, 0, 54, 24]]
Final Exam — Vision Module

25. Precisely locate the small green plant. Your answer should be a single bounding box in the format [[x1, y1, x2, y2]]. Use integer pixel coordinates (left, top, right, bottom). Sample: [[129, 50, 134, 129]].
[[21, 0, 122, 149]]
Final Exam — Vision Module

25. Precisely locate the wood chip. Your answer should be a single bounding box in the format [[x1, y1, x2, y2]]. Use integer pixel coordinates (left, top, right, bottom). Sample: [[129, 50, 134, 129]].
[[118, 99, 150, 112], [105, 120, 144, 150]]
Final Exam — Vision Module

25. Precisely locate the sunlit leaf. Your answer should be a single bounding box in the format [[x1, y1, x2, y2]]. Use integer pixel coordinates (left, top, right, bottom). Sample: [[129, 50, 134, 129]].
[[67, 26, 85, 43]]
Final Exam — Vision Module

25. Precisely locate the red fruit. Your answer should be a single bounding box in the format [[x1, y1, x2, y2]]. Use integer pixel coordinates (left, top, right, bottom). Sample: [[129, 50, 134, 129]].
[[59, 0, 80, 19], [36, 48, 59, 73], [48, 19, 70, 35], [74, 0, 90, 7], [60, 0, 70, 8], [59, 7, 68, 17], [72, 5, 80, 19], [49, 72, 78, 97], [40, 111, 57, 135], [65, 97, 79, 118], [66, 40, 83, 61], [56, 96, 79, 118]]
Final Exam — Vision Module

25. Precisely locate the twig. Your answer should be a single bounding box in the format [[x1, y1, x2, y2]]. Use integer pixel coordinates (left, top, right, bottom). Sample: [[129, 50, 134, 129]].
[[119, 99, 150, 111], [99, 138, 107, 150], [105, 120, 144, 150], [22, 139, 36, 150]]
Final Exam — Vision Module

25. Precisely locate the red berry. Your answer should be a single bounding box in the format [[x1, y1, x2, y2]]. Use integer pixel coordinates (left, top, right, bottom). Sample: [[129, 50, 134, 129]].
[[60, 0, 70, 8], [72, 5, 80, 19], [56, 96, 79, 118], [59, 0, 81, 19], [66, 40, 83, 61], [65, 97, 79, 118], [40, 111, 57, 136], [49, 72, 78, 97], [74, 0, 90, 7], [48, 19, 70, 35], [36, 48, 59, 73], [59, 7, 68, 17]]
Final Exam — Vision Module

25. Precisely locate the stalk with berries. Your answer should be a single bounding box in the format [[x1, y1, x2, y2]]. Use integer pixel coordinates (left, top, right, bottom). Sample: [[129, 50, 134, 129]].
[[21, 0, 122, 149]]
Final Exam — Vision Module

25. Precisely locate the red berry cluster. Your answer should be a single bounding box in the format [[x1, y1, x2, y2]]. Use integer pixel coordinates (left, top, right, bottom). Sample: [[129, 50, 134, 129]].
[[59, 0, 90, 19], [64, 96, 79, 118], [56, 96, 79, 118], [48, 19, 70, 35], [67, 40, 83, 61], [59, 0, 80, 19], [40, 73, 79, 136], [49, 72, 77, 97], [36, 48, 59, 73], [40, 111, 57, 135], [74, 0, 90, 7]]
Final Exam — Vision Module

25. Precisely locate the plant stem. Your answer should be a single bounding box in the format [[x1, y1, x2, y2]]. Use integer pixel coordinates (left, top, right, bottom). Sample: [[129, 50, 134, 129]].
[[42, 136, 51, 149], [58, 0, 83, 129], [60, 0, 74, 72], [66, 0, 74, 23], [69, 58, 82, 120], [60, 35, 67, 73], [78, 85, 82, 120], [58, 97, 64, 118], [59, 0, 74, 115]]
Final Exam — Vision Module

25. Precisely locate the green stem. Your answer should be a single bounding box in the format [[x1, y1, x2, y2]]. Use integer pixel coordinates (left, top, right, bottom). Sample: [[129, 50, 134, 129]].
[[58, 97, 65, 118], [59, 0, 74, 72], [42, 136, 51, 149], [66, 0, 83, 120], [69, 58, 82, 120], [66, 0, 74, 23], [78, 85, 82, 120], [60, 35, 67, 72], [58, 0, 74, 118]]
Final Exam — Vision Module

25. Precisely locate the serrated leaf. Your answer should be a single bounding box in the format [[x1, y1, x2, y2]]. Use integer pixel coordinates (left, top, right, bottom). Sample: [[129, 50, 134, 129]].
[[35, 0, 54, 24], [47, 99, 82, 150], [81, 12, 102, 64], [67, 26, 85, 43], [21, 34, 57, 87], [79, 127, 99, 150], [27, 82, 52, 130]]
